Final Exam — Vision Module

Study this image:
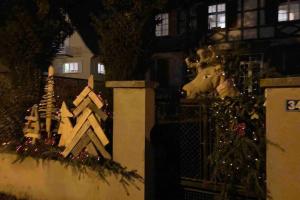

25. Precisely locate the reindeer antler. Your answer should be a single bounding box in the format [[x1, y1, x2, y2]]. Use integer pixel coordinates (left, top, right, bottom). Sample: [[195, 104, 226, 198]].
[[185, 57, 200, 69]]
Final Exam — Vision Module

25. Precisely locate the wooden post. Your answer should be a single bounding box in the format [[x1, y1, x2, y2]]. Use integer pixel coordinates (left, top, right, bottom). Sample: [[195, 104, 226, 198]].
[[106, 81, 157, 200]]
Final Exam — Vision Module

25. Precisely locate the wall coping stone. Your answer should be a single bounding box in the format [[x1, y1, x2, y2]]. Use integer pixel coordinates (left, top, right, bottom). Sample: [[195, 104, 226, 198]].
[[260, 77, 300, 88], [106, 81, 158, 88]]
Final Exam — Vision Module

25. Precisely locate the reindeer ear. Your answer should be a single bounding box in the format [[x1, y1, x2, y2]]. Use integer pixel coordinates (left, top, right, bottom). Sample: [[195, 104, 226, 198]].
[[196, 48, 205, 58]]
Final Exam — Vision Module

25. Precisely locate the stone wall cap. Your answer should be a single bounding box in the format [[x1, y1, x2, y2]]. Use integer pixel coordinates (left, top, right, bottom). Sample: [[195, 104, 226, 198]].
[[260, 77, 300, 88], [105, 81, 158, 88]]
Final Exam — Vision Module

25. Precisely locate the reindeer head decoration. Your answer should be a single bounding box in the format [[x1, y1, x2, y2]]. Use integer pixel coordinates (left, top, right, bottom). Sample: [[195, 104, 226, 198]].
[[182, 46, 239, 99]]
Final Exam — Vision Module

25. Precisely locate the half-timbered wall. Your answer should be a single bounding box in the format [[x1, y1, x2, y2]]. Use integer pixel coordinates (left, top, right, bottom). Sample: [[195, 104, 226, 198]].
[[152, 0, 300, 88]]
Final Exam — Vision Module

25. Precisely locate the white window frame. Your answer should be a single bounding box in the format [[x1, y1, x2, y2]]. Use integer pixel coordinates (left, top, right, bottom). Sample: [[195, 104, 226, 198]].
[[155, 13, 169, 36], [63, 62, 80, 73], [278, 1, 300, 22], [208, 3, 226, 29], [97, 63, 105, 75]]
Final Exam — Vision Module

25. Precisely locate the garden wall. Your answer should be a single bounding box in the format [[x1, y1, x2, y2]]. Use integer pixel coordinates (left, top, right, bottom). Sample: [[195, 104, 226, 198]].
[[0, 81, 156, 200], [0, 153, 142, 200]]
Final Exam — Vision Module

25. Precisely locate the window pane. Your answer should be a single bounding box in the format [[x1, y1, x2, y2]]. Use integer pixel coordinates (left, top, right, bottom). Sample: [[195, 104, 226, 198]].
[[278, 4, 288, 21], [218, 22, 226, 28], [209, 5, 216, 13], [97, 63, 105, 74], [218, 13, 226, 23], [162, 28, 169, 36], [209, 14, 217, 29], [244, 11, 257, 27], [290, 2, 300, 20], [63, 62, 79, 73], [278, 13, 288, 21], [64, 63, 69, 73], [70, 63, 74, 71], [208, 4, 226, 29], [74, 63, 78, 71], [218, 14, 226, 28], [155, 13, 169, 36], [218, 3, 226, 12]]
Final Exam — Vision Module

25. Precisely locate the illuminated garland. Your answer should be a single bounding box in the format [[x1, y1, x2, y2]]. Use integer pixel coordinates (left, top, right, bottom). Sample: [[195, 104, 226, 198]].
[[209, 94, 266, 199], [0, 136, 142, 195]]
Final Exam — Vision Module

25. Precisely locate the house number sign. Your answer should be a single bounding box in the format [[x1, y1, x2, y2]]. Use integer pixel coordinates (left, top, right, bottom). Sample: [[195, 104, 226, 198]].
[[286, 100, 300, 111]]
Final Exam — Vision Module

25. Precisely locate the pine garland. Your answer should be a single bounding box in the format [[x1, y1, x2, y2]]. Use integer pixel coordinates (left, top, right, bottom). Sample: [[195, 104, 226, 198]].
[[209, 95, 266, 199], [0, 138, 143, 195]]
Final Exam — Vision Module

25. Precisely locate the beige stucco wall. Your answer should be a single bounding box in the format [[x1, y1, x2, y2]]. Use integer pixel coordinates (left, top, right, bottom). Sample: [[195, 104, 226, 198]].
[[0, 153, 142, 200], [107, 81, 156, 200], [266, 87, 300, 200]]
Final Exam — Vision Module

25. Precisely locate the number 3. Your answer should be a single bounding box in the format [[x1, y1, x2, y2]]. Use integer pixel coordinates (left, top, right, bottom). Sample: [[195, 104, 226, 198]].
[[288, 100, 296, 110]]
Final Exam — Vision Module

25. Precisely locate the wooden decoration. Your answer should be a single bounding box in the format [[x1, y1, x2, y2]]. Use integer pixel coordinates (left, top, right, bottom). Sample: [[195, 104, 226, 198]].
[[48, 65, 55, 76], [73, 86, 91, 106], [61, 76, 111, 159], [88, 75, 94, 89], [39, 66, 58, 138], [88, 92, 103, 109], [65, 107, 92, 147], [88, 103, 108, 121], [58, 102, 73, 147], [86, 129, 111, 159], [23, 104, 40, 144], [86, 143, 98, 156], [73, 98, 91, 117], [88, 114, 109, 146], [61, 120, 91, 157]]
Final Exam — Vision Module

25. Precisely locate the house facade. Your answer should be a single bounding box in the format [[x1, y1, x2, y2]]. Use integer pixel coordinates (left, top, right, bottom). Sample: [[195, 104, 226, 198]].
[[151, 0, 300, 92], [52, 31, 105, 81], [51, 31, 107, 104], [151, 1, 300, 199]]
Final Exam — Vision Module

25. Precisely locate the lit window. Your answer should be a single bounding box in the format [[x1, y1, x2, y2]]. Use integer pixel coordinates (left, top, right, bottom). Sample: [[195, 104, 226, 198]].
[[208, 3, 226, 29], [278, 1, 300, 22], [155, 13, 169, 36], [97, 63, 105, 75], [63, 62, 79, 73]]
